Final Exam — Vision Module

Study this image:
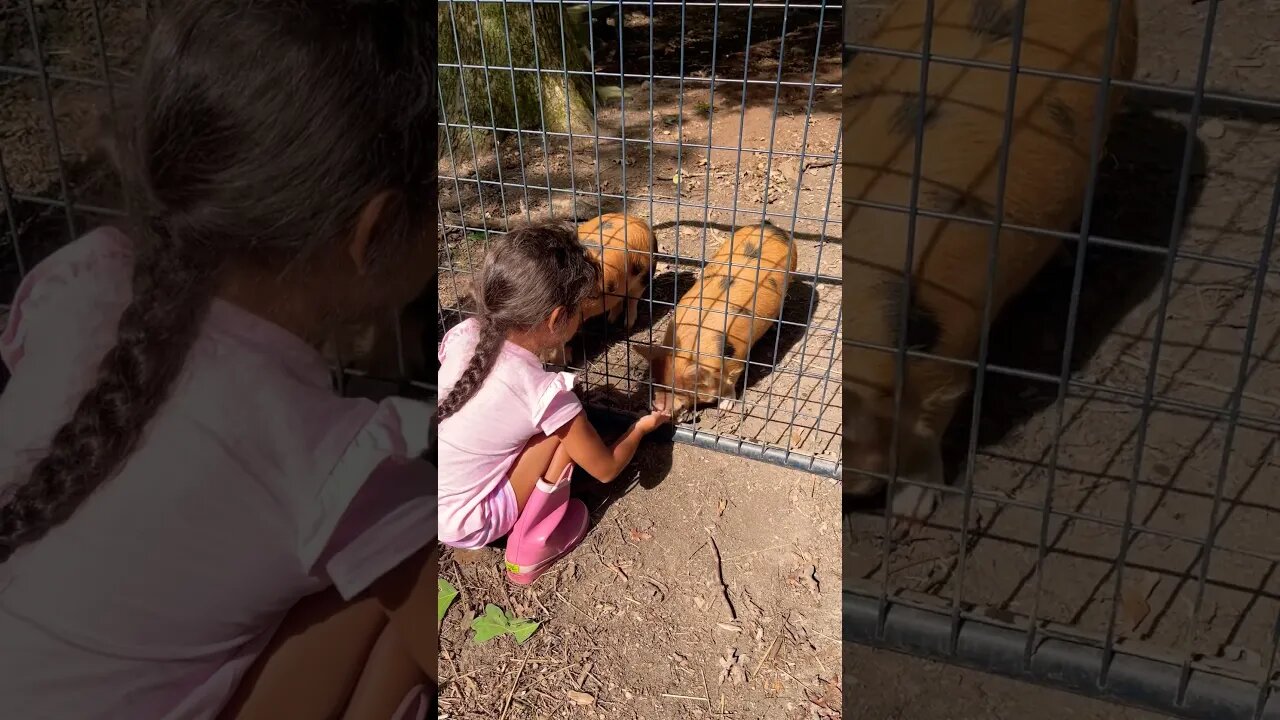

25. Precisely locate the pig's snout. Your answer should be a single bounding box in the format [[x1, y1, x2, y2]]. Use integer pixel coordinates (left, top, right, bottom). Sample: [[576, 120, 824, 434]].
[[651, 393, 670, 412]]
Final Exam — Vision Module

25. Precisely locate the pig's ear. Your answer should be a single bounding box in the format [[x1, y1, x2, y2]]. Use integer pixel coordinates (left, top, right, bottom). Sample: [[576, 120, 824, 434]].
[[679, 362, 699, 385]]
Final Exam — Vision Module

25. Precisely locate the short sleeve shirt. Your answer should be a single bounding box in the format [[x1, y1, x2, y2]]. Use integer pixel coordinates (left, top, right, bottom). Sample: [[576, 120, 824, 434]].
[[436, 318, 582, 547], [0, 227, 437, 720]]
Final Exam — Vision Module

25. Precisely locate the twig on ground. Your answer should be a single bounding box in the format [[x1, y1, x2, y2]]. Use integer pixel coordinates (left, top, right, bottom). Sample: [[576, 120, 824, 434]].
[[498, 651, 528, 720], [724, 543, 791, 563], [888, 550, 960, 576], [707, 532, 738, 621], [661, 693, 711, 704], [754, 631, 784, 677], [576, 660, 594, 690], [554, 591, 596, 622], [781, 669, 816, 694], [686, 540, 709, 562]]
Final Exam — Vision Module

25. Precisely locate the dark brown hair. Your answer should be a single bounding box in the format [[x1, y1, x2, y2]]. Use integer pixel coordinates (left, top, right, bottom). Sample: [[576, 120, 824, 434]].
[[436, 222, 601, 422], [0, 0, 436, 562]]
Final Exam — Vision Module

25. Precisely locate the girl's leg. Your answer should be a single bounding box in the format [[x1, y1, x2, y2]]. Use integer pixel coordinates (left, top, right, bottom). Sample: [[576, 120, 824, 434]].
[[341, 624, 427, 720], [507, 432, 574, 511], [221, 544, 442, 720], [218, 589, 387, 720], [501, 432, 585, 586]]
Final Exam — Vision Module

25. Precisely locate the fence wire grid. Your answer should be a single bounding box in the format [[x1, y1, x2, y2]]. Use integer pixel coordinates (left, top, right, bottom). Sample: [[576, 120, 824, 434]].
[[842, 1, 1280, 719], [1, 0, 137, 393], [0, 2, 436, 403], [437, 0, 844, 475]]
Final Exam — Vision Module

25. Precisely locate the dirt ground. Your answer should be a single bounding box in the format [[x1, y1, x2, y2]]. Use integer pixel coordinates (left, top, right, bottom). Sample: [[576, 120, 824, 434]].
[[438, 439, 842, 720], [436, 13, 847, 711], [438, 4, 844, 467], [844, 643, 1171, 720], [844, 0, 1280, 708]]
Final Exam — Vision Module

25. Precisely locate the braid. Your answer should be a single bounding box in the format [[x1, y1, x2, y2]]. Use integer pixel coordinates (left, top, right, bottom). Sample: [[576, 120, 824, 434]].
[[434, 220, 602, 423], [0, 236, 217, 562], [435, 320, 507, 423]]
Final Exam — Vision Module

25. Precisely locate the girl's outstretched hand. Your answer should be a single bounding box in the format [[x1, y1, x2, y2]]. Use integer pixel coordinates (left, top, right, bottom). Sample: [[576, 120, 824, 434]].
[[635, 409, 672, 434]]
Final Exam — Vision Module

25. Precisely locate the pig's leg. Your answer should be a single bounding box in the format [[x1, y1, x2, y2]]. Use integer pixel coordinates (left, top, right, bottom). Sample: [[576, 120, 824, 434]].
[[889, 440, 944, 522], [624, 295, 640, 329], [624, 274, 645, 329]]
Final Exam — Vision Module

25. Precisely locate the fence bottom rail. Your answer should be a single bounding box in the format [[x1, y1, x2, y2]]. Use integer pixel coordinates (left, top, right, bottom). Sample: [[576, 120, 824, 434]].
[[843, 591, 1278, 720]]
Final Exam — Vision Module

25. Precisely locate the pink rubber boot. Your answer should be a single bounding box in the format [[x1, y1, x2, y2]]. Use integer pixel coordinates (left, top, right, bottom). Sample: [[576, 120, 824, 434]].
[[504, 462, 589, 585]]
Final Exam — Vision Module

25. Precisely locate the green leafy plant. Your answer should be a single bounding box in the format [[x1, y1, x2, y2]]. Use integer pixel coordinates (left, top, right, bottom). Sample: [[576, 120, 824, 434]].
[[437, 578, 458, 629], [471, 603, 540, 645]]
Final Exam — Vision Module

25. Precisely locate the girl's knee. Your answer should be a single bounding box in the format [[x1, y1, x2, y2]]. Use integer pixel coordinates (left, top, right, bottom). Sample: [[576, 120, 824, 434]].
[[509, 434, 564, 510], [513, 433, 562, 480], [546, 441, 574, 483]]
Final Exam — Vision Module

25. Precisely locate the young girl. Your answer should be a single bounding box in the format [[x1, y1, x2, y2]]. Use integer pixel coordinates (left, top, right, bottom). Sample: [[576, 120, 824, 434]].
[[437, 222, 670, 584], [0, 2, 439, 719]]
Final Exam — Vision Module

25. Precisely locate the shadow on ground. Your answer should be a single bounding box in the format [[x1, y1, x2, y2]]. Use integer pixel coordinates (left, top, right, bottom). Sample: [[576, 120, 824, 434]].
[[941, 108, 1209, 472], [843, 108, 1208, 513]]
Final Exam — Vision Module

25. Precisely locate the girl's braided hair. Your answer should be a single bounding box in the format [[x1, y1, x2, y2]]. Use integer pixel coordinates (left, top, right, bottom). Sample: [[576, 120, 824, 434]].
[[0, 0, 436, 562], [435, 222, 601, 422]]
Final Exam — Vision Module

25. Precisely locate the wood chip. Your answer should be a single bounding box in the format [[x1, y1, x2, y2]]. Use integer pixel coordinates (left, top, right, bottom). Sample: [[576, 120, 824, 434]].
[[1120, 572, 1161, 634]]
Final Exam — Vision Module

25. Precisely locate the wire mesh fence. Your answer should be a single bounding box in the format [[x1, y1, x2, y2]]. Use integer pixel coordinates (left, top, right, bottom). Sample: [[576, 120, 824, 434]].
[[0, 0, 436, 404], [437, 0, 844, 476], [842, 1, 1280, 718], [0, 0, 137, 385]]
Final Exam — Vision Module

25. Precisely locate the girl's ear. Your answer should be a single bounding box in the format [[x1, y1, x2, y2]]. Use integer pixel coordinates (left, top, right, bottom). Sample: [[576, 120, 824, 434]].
[[348, 190, 395, 275], [547, 305, 566, 331]]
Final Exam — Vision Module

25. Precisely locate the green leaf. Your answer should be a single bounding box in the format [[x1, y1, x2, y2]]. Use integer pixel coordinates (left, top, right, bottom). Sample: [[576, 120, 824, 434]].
[[468, 603, 542, 646], [508, 618, 541, 645], [471, 620, 506, 645], [437, 578, 458, 629], [484, 604, 509, 623], [471, 605, 510, 645]]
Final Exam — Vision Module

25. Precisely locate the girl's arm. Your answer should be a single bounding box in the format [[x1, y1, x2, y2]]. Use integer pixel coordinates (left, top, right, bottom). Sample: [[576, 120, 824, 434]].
[[554, 408, 669, 483]]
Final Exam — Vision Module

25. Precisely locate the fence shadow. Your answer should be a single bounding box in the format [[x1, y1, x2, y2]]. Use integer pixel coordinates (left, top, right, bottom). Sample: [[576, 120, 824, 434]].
[[567, 268, 699, 369], [574, 387, 676, 505], [940, 108, 1209, 472], [741, 277, 823, 395], [650, 219, 839, 248], [592, 5, 842, 109], [479, 389, 674, 554]]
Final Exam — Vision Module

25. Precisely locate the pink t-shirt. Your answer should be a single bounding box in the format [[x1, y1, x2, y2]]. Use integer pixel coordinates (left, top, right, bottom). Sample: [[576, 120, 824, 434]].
[[0, 227, 436, 720], [436, 318, 582, 548]]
